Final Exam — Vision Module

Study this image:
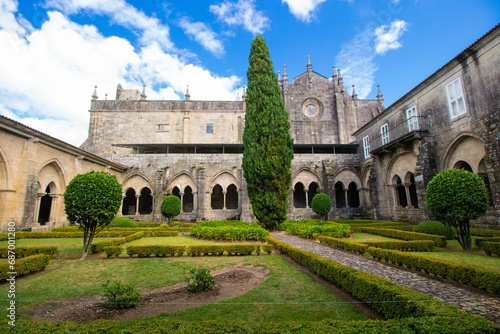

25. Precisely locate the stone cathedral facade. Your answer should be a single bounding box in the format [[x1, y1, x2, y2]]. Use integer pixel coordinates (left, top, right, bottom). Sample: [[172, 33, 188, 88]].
[[1, 24, 499, 231]]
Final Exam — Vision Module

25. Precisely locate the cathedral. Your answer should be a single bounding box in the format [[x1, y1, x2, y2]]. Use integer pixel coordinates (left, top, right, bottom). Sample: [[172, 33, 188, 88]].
[[1, 24, 499, 231]]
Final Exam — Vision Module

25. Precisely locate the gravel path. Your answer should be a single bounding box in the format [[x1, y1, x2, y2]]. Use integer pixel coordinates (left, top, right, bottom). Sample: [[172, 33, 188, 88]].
[[272, 233, 500, 324]]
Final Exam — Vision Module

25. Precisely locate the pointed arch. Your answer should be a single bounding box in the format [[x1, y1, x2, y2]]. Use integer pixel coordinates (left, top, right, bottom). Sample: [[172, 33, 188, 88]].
[[122, 172, 154, 192], [37, 159, 66, 193], [443, 134, 485, 173], [209, 170, 239, 191], [292, 168, 323, 189], [138, 187, 153, 214], [335, 181, 346, 208], [122, 188, 137, 215], [167, 172, 197, 194], [293, 182, 306, 208]]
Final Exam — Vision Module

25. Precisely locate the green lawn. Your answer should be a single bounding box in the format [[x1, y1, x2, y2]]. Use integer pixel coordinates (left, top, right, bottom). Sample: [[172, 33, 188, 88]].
[[0, 237, 116, 259], [0, 256, 370, 323], [126, 236, 263, 246]]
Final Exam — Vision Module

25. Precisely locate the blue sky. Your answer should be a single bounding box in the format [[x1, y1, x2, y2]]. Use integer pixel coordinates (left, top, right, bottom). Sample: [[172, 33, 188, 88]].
[[0, 0, 499, 146]]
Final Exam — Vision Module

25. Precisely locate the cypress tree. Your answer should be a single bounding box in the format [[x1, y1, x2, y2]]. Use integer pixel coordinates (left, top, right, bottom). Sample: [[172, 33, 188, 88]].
[[242, 35, 294, 230]]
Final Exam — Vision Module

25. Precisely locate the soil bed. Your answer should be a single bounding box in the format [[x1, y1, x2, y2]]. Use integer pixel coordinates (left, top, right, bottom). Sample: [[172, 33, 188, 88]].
[[29, 265, 269, 323]]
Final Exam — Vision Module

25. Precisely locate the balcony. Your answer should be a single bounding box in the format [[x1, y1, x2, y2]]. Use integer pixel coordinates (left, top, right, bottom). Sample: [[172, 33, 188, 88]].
[[369, 116, 430, 154]]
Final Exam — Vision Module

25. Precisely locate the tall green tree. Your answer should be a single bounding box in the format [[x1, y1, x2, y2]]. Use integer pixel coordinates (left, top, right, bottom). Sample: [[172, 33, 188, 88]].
[[242, 35, 294, 230], [64, 171, 122, 260], [426, 168, 489, 252]]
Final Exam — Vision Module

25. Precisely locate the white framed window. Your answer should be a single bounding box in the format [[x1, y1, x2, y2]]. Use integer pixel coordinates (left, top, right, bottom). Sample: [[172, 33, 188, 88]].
[[445, 78, 467, 118], [380, 123, 390, 145], [157, 124, 168, 131], [363, 136, 370, 158], [406, 106, 419, 132], [206, 123, 214, 133]]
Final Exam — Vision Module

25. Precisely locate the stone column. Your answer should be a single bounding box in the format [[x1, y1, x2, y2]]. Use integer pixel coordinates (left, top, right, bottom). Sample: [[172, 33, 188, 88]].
[[135, 194, 140, 215], [180, 192, 184, 212], [49, 194, 59, 226], [343, 189, 348, 208], [403, 183, 411, 208], [223, 190, 227, 210], [193, 191, 198, 214], [305, 189, 309, 208], [196, 168, 206, 220]]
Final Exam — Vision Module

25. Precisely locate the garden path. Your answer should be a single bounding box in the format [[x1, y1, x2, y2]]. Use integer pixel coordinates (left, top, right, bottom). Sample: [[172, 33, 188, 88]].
[[272, 233, 500, 324]]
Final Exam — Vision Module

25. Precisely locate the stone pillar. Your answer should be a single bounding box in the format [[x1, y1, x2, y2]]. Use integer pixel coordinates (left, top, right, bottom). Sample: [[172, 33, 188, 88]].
[[193, 192, 198, 214], [135, 194, 140, 215], [482, 107, 500, 228], [21, 174, 39, 230], [223, 190, 227, 210], [154, 169, 165, 223], [343, 189, 348, 208], [180, 192, 184, 212], [196, 168, 206, 220], [305, 189, 309, 208], [49, 194, 59, 226], [415, 136, 438, 221], [403, 183, 411, 208]]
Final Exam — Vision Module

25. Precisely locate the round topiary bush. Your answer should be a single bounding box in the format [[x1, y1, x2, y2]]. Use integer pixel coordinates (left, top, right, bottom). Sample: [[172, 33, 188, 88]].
[[311, 193, 332, 222], [426, 168, 489, 252], [161, 195, 181, 227], [112, 217, 138, 228], [412, 221, 454, 240]]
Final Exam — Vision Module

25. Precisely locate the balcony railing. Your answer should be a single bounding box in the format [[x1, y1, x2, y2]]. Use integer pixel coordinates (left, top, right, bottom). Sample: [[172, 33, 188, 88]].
[[369, 116, 430, 153]]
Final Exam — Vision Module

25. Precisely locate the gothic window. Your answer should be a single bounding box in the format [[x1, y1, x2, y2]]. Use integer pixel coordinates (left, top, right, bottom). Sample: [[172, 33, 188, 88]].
[[347, 182, 360, 208], [172, 186, 181, 199], [211, 184, 224, 210], [308, 182, 319, 208], [335, 182, 346, 208], [453, 160, 473, 173], [406, 106, 419, 131], [380, 123, 389, 145], [446, 78, 467, 118], [138, 187, 153, 214], [183, 186, 194, 212], [226, 184, 239, 209], [293, 182, 306, 208], [363, 136, 370, 158], [122, 188, 136, 215]]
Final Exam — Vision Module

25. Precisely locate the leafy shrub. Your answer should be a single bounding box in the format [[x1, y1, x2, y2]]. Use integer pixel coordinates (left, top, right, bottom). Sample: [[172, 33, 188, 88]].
[[470, 228, 500, 237], [412, 221, 454, 240], [186, 268, 215, 292], [102, 280, 141, 309], [355, 227, 446, 247], [104, 246, 122, 258], [112, 217, 138, 228], [361, 240, 435, 252], [318, 236, 369, 254], [474, 236, 500, 248], [126, 245, 186, 257], [311, 193, 331, 221]]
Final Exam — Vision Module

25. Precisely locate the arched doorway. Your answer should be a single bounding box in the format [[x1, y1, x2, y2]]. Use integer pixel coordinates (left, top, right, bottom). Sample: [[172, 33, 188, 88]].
[[122, 188, 137, 215], [138, 187, 153, 214], [211, 184, 224, 210], [392, 175, 408, 208], [38, 184, 53, 225], [406, 173, 419, 208], [226, 184, 238, 209], [347, 182, 360, 208], [293, 182, 306, 208], [335, 182, 346, 208], [308, 182, 319, 208], [183, 186, 194, 212]]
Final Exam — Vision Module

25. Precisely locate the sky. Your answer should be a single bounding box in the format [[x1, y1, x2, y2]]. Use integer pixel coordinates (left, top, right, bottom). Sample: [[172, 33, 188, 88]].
[[0, 0, 499, 147]]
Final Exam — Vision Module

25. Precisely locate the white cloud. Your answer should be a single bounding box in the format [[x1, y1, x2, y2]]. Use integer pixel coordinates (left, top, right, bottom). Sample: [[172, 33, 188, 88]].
[[335, 29, 377, 99], [281, 0, 326, 22], [335, 19, 408, 99], [179, 17, 225, 57], [210, 0, 269, 35], [0, 1, 242, 146], [374, 19, 408, 55], [45, 0, 174, 50]]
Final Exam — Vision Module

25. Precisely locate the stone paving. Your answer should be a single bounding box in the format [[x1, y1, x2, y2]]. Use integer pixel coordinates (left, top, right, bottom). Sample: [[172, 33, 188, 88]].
[[272, 233, 500, 324]]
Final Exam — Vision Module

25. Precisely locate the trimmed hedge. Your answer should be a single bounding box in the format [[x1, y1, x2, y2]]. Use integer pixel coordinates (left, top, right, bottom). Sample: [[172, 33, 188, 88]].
[[412, 221, 454, 240], [474, 236, 500, 248], [0, 231, 138, 241], [0, 246, 59, 258], [137, 222, 161, 227], [90, 232, 145, 254], [104, 246, 123, 258], [266, 237, 498, 327], [51, 226, 80, 232], [367, 247, 500, 293], [5, 317, 499, 334], [317, 236, 369, 254], [280, 220, 350, 239], [470, 228, 500, 237], [314, 230, 352, 238], [361, 240, 435, 252], [189, 221, 269, 241], [353, 227, 447, 247], [481, 242, 500, 256], [0, 254, 50, 281], [125, 244, 273, 257]]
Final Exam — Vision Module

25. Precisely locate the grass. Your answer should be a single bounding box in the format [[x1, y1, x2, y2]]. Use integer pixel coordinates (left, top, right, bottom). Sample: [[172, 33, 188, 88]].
[[0, 256, 369, 323], [0, 238, 116, 259], [350, 233, 500, 272]]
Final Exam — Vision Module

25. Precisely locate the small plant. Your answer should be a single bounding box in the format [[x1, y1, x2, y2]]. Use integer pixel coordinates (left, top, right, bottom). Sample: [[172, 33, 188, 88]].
[[102, 280, 141, 309], [185, 268, 215, 292], [311, 193, 332, 222], [161, 195, 182, 227], [104, 246, 123, 258], [112, 217, 138, 228]]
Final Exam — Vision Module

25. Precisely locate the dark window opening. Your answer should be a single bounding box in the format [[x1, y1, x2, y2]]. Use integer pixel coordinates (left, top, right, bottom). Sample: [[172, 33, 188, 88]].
[[226, 184, 238, 209], [183, 186, 194, 212], [308, 182, 319, 208], [122, 188, 137, 215], [294, 183, 307, 208], [408, 174, 419, 208], [139, 187, 153, 214], [347, 182, 360, 208], [211, 184, 224, 210], [335, 182, 346, 208], [38, 185, 52, 225]]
